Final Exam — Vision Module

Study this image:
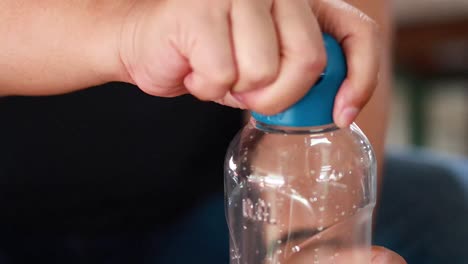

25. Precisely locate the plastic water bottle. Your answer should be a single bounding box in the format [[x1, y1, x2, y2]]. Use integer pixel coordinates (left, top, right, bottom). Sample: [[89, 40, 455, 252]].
[[224, 34, 377, 264]]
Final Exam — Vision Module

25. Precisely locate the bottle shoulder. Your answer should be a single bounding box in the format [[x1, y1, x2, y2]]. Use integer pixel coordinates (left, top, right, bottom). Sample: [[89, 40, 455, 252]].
[[224, 122, 378, 207], [232, 122, 373, 155], [225, 122, 376, 177]]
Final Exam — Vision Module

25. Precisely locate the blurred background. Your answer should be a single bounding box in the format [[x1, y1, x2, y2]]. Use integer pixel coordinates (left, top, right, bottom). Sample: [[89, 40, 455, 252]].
[[388, 0, 468, 156], [362, 4, 468, 262]]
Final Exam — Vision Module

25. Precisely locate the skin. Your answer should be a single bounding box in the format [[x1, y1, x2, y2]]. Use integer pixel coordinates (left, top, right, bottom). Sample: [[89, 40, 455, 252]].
[[0, 0, 402, 262], [282, 246, 406, 263], [347, 0, 393, 202], [0, 0, 378, 126]]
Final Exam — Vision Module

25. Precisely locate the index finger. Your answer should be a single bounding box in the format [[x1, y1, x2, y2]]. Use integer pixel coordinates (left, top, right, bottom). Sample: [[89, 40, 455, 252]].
[[235, 0, 326, 116], [312, 0, 380, 127]]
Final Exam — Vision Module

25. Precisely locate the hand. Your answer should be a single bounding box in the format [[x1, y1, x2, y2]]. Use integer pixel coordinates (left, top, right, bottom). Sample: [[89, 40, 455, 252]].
[[284, 246, 406, 263], [118, 0, 379, 127], [371, 247, 407, 264]]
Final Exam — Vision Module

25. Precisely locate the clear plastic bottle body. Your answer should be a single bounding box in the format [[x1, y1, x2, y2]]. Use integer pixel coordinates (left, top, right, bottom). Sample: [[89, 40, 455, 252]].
[[224, 119, 377, 264]]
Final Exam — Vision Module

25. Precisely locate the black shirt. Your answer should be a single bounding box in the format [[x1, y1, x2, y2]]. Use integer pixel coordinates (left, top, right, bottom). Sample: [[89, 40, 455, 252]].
[[0, 82, 242, 233]]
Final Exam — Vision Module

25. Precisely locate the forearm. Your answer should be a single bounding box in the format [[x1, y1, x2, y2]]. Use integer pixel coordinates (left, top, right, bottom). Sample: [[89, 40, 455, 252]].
[[0, 0, 133, 96]]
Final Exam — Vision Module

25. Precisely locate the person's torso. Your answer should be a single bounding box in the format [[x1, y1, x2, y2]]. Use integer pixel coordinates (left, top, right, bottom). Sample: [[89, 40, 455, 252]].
[[0, 82, 242, 232]]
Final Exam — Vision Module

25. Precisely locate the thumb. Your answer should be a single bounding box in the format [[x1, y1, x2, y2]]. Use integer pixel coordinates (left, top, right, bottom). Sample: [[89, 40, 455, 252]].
[[372, 246, 407, 264]]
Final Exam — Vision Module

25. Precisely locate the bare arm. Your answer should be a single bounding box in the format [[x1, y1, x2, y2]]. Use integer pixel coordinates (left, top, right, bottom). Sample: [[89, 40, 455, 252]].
[[1, 0, 381, 124], [0, 0, 131, 96]]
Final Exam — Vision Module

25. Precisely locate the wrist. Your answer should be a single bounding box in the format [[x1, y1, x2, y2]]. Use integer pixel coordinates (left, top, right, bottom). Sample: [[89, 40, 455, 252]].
[[90, 0, 137, 85]]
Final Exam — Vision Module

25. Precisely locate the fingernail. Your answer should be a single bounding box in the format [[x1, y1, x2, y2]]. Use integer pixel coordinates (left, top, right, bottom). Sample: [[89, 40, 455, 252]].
[[232, 93, 245, 104], [230, 93, 250, 109], [338, 107, 359, 127], [230, 93, 247, 109]]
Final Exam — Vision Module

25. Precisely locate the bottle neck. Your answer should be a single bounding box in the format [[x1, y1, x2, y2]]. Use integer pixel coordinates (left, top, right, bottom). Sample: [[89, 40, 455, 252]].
[[252, 118, 339, 135]]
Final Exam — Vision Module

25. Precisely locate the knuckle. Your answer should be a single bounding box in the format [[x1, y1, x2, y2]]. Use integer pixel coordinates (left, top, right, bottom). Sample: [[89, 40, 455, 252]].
[[252, 100, 284, 116], [209, 67, 237, 88], [298, 51, 327, 74], [360, 15, 380, 38], [241, 64, 278, 88], [196, 71, 236, 101]]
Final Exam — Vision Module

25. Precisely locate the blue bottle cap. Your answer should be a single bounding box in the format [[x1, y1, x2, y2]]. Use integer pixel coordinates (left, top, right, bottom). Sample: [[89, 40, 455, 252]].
[[252, 33, 347, 127]]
